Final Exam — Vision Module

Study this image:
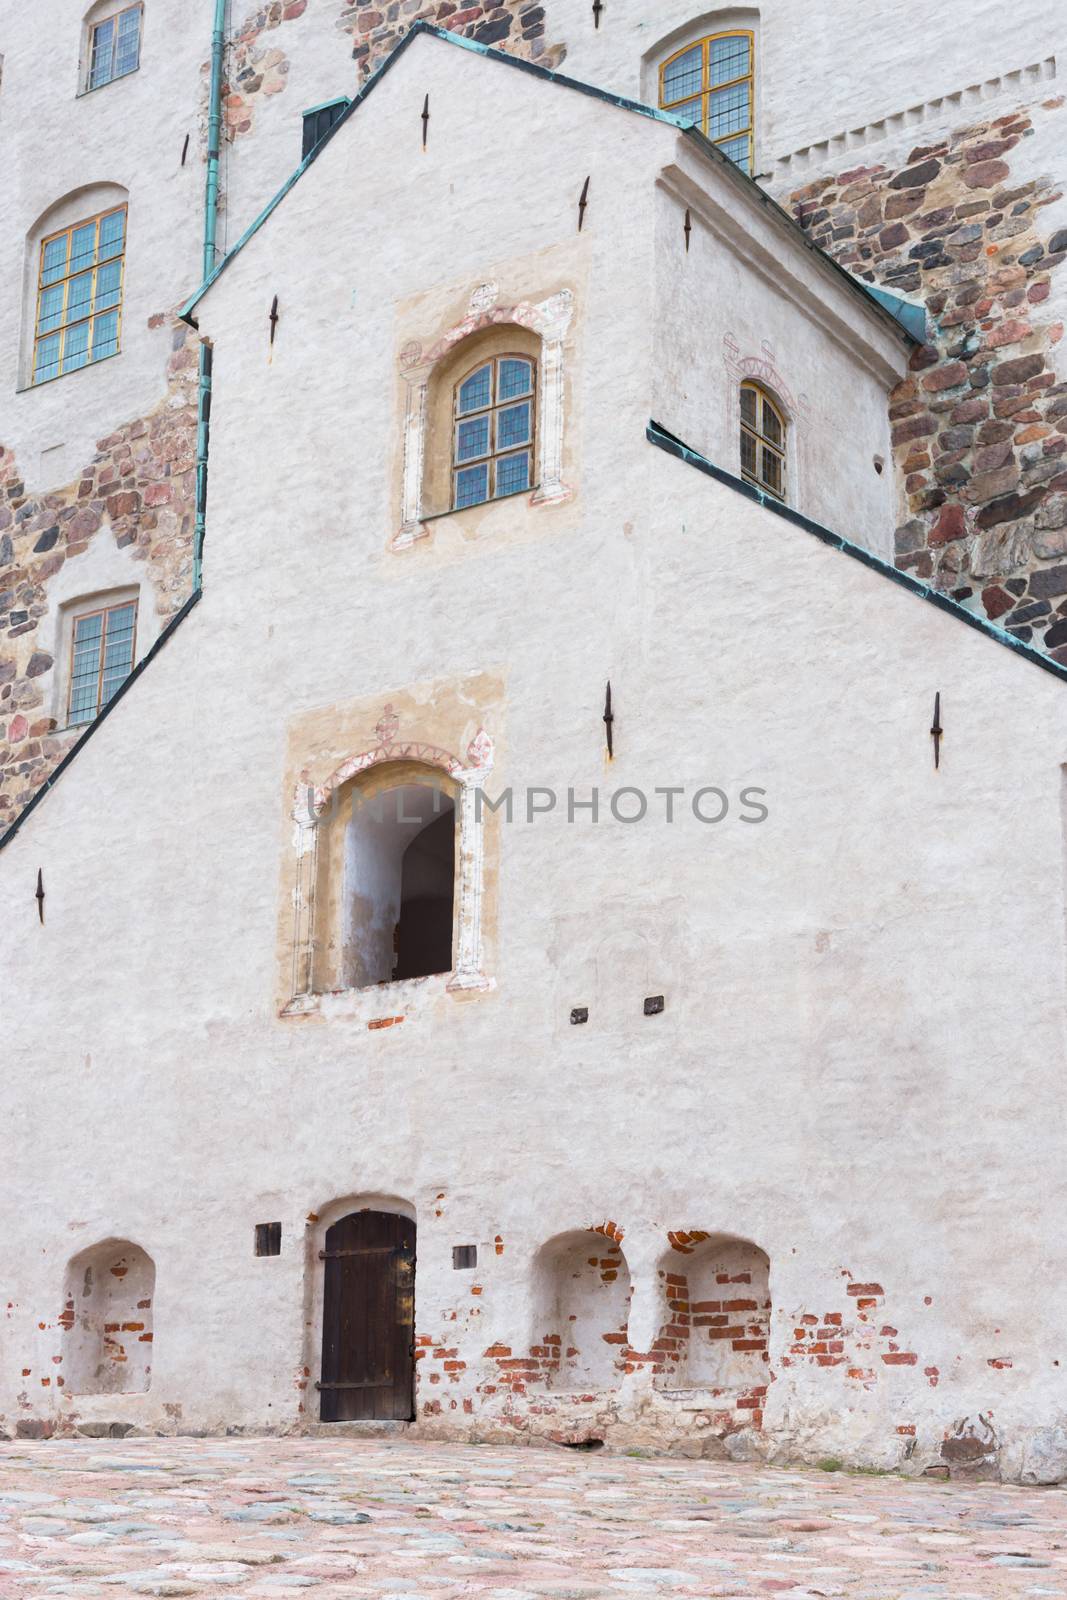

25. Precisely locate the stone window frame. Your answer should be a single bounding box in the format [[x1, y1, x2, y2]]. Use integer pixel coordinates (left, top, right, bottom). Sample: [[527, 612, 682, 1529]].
[[393, 283, 574, 551], [283, 718, 496, 1018]]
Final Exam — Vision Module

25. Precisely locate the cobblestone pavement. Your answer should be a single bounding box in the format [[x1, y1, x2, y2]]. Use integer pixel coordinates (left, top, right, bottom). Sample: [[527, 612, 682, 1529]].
[[1, 1436, 1066, 1598]]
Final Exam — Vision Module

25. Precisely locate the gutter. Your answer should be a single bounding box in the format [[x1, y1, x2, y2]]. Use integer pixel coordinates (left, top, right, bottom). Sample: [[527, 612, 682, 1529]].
[[204, 0, 227, 283], [194, 0, 226, 589]]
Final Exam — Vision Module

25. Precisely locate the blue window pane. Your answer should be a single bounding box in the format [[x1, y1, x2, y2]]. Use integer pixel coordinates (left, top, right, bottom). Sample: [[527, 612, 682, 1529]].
[[34, 334, 61, 383], [455, 463, 489, 509], [70, 223, 97, 276], [456, 415, 490, 464], [37, 285, 65, 335], [115, 6, 141, 75], [64, 321, 90, 373], [718, 133, 750, 172], [41, 235, 69, 287], [89, 16, 115, 87], [669, 95, 703, 129], [91, 311, 120, 362], [67, 272, 93, 322], [663, 44, 702, 104], [95, 259, 122, 312], [496, 401, 531, 452], [709, 33, 750, 86], [458, 364, 492, 415], [497, 359, 532, 402], [495, 452, 530, 497], [99, 210, 125, 260], [709, 82, 750, 141]]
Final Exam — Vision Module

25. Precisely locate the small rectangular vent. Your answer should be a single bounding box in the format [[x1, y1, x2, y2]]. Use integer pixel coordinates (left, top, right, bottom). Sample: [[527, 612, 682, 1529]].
[[255, 1222, 282, 1257], [452, 1245, 477, 1270]]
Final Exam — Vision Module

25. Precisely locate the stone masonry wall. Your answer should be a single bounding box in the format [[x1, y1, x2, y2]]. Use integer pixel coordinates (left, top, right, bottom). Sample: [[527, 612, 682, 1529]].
[[220, 0, 564, 141], [787, 96, 1067, 654], [0, 319, 198, 824]]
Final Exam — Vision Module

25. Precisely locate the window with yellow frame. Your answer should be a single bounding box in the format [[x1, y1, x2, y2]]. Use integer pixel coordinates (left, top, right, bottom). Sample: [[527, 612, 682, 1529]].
[[740, 382, 786, 500], [33, 205, 126, 385], [659, 31, 755, 175]]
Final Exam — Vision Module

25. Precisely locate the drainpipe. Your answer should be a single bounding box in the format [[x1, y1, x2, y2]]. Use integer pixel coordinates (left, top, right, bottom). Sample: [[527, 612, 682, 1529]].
[[204, 0, 226, 282], [194, 0, 226, 590]]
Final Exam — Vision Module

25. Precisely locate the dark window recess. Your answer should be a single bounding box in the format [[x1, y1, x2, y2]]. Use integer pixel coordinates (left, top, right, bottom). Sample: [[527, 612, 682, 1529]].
[[452, 1245, 477, 1270], [570, 1007, 589, 1025], [644, 995, 665, 1016], [302, 98, 350, 157], [255, 1222, 282, 1257]]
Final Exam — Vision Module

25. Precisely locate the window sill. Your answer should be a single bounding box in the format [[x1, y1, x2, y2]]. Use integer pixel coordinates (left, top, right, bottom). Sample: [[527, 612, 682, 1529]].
[[17, 348, 122, 394], [392, 480, 571, 551], [282, 967, 492, 1022], [76, 66, 141, 98]]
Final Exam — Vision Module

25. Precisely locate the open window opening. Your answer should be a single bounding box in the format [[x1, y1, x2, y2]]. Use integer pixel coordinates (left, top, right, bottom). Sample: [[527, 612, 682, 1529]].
[[532, 1231, 632, 1392], [342, 776, 456, 989], [61, 1239, 154, 1395]]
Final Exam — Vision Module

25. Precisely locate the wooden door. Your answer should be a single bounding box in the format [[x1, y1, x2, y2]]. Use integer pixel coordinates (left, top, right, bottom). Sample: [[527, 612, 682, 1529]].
[[318, 1209, 416, 1422]]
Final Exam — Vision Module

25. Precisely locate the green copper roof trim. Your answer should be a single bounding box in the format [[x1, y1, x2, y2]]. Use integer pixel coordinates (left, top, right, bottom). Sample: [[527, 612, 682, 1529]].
[[861, 283, 928, 343], [0, 589, 205, 853], [179, 23, 920, 347], [647, 419, 1067, 688], [302, 95, 352, 117]]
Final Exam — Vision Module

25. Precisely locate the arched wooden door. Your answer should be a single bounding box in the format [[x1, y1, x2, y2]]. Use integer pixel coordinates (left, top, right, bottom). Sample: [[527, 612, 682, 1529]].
[[318, 1209, 416, 1422]]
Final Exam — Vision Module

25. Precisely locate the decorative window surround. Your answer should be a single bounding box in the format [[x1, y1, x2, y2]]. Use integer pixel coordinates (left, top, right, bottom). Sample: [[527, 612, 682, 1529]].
[[394, 283, 574, 551], [283, 710, 495, 1016]]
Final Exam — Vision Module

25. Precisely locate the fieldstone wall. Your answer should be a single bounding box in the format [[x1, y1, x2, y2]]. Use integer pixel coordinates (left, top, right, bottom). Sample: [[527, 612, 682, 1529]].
[[787, 97, 1067, 655], [221, 0, 564, 141], [0, 319, 198, 824]]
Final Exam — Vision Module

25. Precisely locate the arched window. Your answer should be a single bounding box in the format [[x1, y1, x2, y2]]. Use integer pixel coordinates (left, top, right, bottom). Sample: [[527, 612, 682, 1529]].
[[328, 767, 458, 992], [453, 353, 537, 510], [740, 381, 785, 500], [659, 31, 755, 173], [33, 201, 126, 384]]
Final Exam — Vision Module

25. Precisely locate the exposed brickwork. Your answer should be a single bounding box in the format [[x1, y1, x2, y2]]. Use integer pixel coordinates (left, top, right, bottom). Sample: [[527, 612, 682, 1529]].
[[787, 99, 1067, 647], [0, 318, 198, 820], [220, 0, 564, 142]]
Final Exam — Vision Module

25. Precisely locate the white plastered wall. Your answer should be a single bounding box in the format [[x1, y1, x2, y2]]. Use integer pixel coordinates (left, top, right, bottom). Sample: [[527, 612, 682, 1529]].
[[3, 23, 1067, 1479]]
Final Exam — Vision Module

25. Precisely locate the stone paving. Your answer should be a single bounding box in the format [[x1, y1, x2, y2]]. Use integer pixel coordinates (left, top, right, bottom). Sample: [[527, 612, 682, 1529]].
[[1, 1437, 1066, 1598]]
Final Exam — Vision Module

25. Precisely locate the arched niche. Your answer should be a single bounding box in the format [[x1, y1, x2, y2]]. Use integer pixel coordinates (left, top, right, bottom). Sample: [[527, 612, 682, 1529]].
[[655, 1231, 770, 1395], [61, 1239, 154, 1395], [532, 1230, 632, 1392]]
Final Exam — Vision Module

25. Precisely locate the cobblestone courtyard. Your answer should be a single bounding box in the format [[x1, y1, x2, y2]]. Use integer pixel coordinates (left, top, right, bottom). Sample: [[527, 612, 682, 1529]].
[[0, 1438, 1066, 1598]]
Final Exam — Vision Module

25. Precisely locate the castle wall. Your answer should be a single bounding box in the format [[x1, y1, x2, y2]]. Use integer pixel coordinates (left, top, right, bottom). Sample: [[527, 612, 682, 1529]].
[[2, 35, 1066, 1483]]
